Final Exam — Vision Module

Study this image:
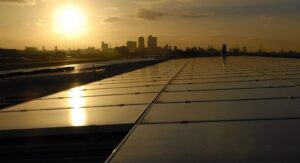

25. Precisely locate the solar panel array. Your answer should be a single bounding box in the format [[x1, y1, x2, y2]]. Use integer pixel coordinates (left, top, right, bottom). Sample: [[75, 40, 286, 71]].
[[0, 59, 183, 132], [1, 57, 300, 162], [107, 57, 300, 162]]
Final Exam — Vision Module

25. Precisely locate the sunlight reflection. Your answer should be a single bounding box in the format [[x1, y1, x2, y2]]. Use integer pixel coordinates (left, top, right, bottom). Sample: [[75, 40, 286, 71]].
[[68, 88, 86, 126]]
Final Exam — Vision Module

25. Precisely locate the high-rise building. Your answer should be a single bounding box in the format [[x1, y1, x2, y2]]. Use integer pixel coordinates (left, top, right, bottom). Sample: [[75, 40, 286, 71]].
[[243, 46, 247, 54], [101, 41, 109, 52], [138, 37, 145, 49], [148, 35, 157, 49], [127, 41, 137, 53], [222, 44, 227, 57]]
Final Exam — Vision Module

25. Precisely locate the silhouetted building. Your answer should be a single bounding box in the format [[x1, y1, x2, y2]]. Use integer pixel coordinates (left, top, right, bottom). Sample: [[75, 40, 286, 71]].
[[163, 44, 172, 57], [148, 35, 157, 49], [25, 46, 38, 55], [230, 48, 240, 55], [115, 46, 129, 57], [174, 46, 178, 51], [207, 46, 219, 56], [222, 44, 227, 57], [55, 46, 58, 52], [145, 35, 162, 57], [0, 48, 19, 58], [80, 47, 99, 55], [101, 41, 109, 52], [127, 41, 137, 53], [188, 47, 198, 56], [243, 46, 247, 55], [198, 47, 206, 56], [25, 46, 38, 52], [221, 44, 227, 65], [138, 37, 145, 49]]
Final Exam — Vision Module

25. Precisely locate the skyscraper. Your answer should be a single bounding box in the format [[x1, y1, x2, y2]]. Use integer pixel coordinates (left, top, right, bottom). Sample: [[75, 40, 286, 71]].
[[148, 35, 157, 49], [243, 46, 247, 54], [138, 37, 145, 49], [222, 44, 227, 65], [222, 44, 227, 56], [54, 46, 58, 52], [101, 41, 109, 52]]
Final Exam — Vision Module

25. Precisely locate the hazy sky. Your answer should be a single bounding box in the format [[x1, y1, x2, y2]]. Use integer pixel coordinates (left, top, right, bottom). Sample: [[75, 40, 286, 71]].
[[0, 0, 299, 51]]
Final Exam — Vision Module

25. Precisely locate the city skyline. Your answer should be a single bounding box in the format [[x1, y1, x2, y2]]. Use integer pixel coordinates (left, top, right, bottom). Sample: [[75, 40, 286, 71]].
[[0, 0, 299, 51], [1, 34, 299, 54]]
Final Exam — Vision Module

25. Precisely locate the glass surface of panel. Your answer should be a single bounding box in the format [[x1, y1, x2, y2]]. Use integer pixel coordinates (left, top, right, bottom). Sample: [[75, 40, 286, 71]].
[[2, 93, 158, 112], [43, 86, 163, 99], [171, 76, 275, 84], [166, 80, 293, 91], [175, 73, 263, 80], [277, 74, 300, 79], [81, 81, 167, 89], [159, 87, 300, 102], [110, 120, 300, 162], [0, 105, 147, 130], [143, 99, 300, 123]]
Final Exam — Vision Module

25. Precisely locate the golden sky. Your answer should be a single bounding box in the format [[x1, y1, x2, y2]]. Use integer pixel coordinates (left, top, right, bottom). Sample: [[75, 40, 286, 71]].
[[0, 0, 299, 51]]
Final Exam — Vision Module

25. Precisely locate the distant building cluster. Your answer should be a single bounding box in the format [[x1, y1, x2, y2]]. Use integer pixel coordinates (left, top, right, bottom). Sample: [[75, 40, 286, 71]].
[[101, 35, 167, 57], [0, 35, 300, 59]]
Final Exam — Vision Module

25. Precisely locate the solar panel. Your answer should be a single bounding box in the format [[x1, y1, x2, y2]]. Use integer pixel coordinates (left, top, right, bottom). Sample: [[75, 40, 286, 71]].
[[171, 76, 276, 84], [143, 99, 300, 123], [0, 105, 147, 131], [166, 80, 293, 91], [290, 79, 300, 85], [277, 74, 300, 79], [81, 81, 167, 89], [159, 87, 300, 103], [109, 120, 300, 162], [42, 85, 163, 99], [175, 73, 263, 80], [2, 91, 158, 112]]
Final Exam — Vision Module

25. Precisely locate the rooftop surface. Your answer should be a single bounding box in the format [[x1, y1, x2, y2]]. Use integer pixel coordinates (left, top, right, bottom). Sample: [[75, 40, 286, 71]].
[[1, 57, 300, 162]]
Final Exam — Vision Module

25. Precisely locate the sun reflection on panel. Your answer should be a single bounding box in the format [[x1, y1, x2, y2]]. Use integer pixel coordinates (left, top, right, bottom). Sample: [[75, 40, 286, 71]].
[[68, 88, 87, 126]]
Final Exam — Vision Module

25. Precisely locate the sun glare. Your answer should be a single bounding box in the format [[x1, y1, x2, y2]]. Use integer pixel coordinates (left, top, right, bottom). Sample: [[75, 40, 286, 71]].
[[54, 5, 87, 37]]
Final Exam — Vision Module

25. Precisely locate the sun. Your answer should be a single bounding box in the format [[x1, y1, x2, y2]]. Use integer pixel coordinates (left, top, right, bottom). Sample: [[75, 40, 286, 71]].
[[53, 5, 87, 37]]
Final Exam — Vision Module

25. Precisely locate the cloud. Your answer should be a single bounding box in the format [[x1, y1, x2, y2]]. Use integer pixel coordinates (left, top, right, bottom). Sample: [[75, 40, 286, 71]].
[[103, 17, 120, 23], [259, 16, 277, 21], [181, 12, 215, 18], [0, 0, 36, 5], [135, 0, 167, 4], [35, 19, 46, 28], [104, 7, 118, 10], [137, 8, 165, 20], [176, 0, 193, 3], [21, 22, 32, 26]]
